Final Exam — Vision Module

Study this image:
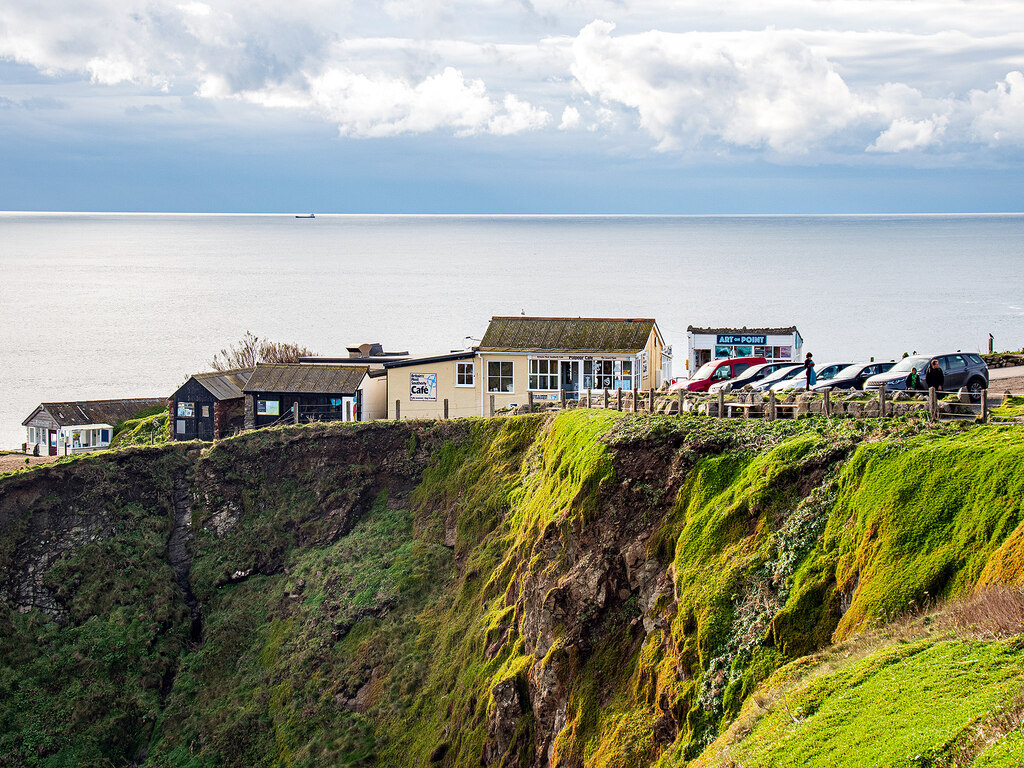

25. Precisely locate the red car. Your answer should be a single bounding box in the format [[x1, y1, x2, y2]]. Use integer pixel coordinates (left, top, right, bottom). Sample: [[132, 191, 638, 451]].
[[670, 356, 769, 393]]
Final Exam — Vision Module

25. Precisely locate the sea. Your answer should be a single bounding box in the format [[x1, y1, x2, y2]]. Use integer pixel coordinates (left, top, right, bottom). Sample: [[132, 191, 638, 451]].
[[1, 212, 1022, 450]]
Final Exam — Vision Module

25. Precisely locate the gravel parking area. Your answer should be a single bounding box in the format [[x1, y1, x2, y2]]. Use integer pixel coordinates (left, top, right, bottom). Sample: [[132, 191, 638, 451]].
[[0, 454, 60, 473]]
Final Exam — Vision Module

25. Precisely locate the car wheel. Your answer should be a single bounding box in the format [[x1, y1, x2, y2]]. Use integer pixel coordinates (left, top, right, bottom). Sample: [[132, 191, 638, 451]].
[[967, 377, 985, 403]]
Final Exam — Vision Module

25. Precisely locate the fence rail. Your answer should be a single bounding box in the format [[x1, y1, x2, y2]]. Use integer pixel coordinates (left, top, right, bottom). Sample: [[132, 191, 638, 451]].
[[519, 386, 1024, 423]]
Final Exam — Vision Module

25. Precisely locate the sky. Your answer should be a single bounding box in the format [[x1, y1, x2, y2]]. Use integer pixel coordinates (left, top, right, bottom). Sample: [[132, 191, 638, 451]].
[[2, 0, 1024, 213]]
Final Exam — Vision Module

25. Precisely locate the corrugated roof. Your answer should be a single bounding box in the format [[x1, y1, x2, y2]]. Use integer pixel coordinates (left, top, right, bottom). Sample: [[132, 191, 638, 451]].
[[688, 325, 799, 336], [24, 398, 166, 427], [478, 317, 658, 353], [190, 368, 254, 400], [244, 363, 368, 395]]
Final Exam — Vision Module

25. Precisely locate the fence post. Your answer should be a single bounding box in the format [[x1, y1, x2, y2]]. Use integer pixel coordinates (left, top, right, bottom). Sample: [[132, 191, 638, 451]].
[[395, 400, 400, 420], [878, 388, 885, 418], [769, 390, 777, 421], [677, 389, 683, 416], [489, 395, 495, 417], [587, 388, 592, 408], [617, 388, 623, 412], [823, 389, 831, 417], [559, 389, 565, 409], [293, 402, 299, 425], [527, 392, 534, 413], [981, 389, 989, 423], [444, 399, 449, 419], [603, 388, 609, 409], [928, 387, 937, 421], [649, 388, 655, 413], [718, 390, 725, 419]]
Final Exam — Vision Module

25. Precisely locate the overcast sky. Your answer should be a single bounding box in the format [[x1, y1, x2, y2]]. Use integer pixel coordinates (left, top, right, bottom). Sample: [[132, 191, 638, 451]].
[[2, 0, 1023, 212]]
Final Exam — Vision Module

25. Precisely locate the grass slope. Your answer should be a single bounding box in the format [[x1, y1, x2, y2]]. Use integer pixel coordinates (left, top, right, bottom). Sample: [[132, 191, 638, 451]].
[[1, 415, 1024, 766]]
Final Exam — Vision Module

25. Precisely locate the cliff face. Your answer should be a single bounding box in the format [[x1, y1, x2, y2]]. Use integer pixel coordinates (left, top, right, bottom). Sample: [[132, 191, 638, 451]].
[[2, 414, 1024, 768]]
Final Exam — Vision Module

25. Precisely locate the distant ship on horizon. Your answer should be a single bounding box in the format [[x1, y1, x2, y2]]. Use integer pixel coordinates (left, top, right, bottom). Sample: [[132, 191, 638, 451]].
[[295, 213, 315, 219]]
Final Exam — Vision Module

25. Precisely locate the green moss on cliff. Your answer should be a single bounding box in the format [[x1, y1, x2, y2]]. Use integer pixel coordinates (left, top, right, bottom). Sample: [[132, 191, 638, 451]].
[[3, 415, 1024, 768]]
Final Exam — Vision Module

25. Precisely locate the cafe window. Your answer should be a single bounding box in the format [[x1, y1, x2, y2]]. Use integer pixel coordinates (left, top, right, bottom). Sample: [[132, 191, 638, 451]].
[[456, 362, 475, 387], [529, 358, 559, 390], [177, 401, 194, 418], [613, 360, 634, 390], [487, 361, 514, 393]]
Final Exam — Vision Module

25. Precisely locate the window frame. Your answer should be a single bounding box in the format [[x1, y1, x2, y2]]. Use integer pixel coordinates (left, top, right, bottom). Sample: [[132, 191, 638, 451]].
[[528, 357, 560, 391], [486, 360, 514, 394], [456, 361, 475, 387]]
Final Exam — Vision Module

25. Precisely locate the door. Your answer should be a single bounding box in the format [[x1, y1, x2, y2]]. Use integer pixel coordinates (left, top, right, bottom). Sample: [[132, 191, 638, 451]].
[[49, 430, 57, 456], [560, 361, 580, 398], [942, 355, 969, 389]]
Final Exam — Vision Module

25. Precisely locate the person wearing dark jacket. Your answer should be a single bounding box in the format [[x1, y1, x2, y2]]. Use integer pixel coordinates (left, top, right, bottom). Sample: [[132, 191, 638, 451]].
[[803, 352, 815, 388], [924, 359, 944, 391], [905, 367, 923, 390]]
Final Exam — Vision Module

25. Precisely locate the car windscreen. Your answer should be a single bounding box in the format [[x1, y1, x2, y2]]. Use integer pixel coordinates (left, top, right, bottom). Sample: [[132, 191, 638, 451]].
[[886, 356, 932, 374], [735, 363, 771, 380], [692, 360, 722, 379], [762, 365, 801, 382], [832, 364, 865, 379]]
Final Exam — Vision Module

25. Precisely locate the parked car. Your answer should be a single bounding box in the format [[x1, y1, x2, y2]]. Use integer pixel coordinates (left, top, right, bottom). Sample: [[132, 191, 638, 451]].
[[810, 361, 897, 392], [708, 362, 794, 394], [669, 356, 768, 393], [863, 353, 989, 395], [771, 362, 854, 393], [748, 364, 803, 392]]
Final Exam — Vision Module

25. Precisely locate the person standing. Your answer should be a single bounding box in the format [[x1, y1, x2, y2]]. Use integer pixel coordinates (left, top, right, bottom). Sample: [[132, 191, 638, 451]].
[[925, 359, 944, 392], [905, 366, 923, 391], [803, 352, 816, 388]]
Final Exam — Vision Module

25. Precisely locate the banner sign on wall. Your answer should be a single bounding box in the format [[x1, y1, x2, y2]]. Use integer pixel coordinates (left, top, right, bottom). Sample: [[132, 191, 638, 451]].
[[717, 334, 767, 345], [410, 373, 437, 401]]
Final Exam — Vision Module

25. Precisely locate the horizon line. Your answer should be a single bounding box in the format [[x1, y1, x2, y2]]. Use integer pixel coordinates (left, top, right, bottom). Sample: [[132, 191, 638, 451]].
[[2, 211, 1024, 218]]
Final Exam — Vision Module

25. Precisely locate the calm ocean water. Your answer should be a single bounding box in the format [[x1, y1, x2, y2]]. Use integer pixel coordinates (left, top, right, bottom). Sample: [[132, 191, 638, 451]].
[[1, 212, 1022, 449]]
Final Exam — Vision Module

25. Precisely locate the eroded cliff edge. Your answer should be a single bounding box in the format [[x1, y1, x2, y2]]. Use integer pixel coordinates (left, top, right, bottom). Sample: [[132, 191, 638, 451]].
[[2, 414, 1023, 767]]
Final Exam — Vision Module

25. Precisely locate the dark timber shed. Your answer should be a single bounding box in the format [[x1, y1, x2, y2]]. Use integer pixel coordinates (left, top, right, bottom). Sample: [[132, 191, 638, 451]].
[[243, 363, 378, 428], [169, 368, 254, 441]]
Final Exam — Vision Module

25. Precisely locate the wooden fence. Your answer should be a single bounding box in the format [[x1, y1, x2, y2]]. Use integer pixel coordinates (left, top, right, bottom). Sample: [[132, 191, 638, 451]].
[[518, 386, 1022, 424]]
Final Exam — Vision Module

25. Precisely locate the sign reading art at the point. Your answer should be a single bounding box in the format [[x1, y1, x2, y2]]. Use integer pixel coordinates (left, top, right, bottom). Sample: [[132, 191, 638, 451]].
[[410, 373, 437, 401], [716, 334, 767, 345]]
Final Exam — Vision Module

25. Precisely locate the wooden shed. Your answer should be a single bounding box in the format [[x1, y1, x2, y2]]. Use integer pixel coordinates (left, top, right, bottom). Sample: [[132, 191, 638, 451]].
[[243, 363, 386, 429], [169, 368, 254, 441]]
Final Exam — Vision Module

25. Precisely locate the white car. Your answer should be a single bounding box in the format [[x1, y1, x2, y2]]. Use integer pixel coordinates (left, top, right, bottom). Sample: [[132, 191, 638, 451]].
[[770, 362, 854, 392]]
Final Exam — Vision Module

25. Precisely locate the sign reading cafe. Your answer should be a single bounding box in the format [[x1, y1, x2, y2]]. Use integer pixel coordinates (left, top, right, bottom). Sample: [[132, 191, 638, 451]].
[[410, 373, 437, 401]]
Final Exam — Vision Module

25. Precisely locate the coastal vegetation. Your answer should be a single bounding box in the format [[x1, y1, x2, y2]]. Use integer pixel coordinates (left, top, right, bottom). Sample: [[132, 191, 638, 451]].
[[1, 412, 1023, 767], [210, 330, 315, 372]]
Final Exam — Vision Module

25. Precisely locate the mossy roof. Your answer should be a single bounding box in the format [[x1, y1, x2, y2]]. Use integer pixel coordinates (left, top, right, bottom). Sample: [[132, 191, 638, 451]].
[[182, 368, 254, 401], [23, 398, 166, 427], [244, 363, 368, 395], [478, 316, 659, 353]]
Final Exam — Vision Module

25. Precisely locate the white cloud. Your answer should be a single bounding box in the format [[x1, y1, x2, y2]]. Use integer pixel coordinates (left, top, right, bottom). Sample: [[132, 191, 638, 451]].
[[969, 71, 1024, 145], [868, 116, 946, 152], [569, 21, 868, 153], [559, 105, 580, 129], [487, 94, 550, 135], [3, 0, 1024, 157]]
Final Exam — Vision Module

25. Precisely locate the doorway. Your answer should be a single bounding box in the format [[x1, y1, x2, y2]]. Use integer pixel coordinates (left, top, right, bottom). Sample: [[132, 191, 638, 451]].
[[560, 361, 580, 399]]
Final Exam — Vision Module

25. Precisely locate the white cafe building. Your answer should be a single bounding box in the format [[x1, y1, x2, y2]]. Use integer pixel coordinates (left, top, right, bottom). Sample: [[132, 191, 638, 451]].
[[685, 326, 803, 374]]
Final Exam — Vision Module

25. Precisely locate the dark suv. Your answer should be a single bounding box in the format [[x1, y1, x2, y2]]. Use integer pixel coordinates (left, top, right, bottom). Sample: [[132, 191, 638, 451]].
[[863, 353, 989, 395]]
